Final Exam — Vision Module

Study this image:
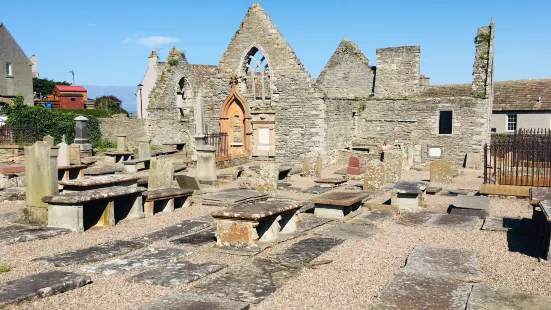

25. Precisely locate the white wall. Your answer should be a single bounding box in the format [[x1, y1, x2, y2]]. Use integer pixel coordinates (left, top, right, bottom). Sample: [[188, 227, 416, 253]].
[[136, 54, 161, 119], [491, 112, 551, 133]]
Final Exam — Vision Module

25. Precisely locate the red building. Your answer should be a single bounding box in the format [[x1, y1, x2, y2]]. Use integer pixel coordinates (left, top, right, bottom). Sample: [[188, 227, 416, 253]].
[[53, 85, 87, 109]]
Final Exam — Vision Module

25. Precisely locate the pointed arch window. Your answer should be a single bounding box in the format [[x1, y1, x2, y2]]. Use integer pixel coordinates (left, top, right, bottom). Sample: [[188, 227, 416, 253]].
[[244, 48, 271, 102]]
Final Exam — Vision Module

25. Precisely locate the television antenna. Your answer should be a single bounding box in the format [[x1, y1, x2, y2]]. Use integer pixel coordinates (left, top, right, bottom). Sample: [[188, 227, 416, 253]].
[[69, 70, 75, 85], [154, 48, 164, 60]]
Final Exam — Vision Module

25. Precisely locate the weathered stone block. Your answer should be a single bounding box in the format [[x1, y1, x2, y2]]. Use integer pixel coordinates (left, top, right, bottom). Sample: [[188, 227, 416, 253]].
[[257, 163, 279, 195], [430, 160, 453, 184], [302, 151, 322, 178], [364, 159, 384, 190], [383, 150, 402, 184], [148, 157, 174, 190]]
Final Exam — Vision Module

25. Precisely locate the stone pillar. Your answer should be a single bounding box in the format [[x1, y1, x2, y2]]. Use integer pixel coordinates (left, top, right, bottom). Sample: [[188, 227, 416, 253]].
[[138, 139, 151, 159], [196, 145, 217, 184], [21, 141, 59, 224], [56, 142, 70, 167], [69, 144, 82, 165], [193, 93, 206, 161], [43, 135, 54, 147], [74, 116, 92, 152], [148, 157, 174, 190], [117, 135, 127, 152]]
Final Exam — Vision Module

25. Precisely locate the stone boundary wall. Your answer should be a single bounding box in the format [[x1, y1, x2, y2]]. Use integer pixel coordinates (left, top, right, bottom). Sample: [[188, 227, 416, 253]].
[[99, 117, 147, 151]]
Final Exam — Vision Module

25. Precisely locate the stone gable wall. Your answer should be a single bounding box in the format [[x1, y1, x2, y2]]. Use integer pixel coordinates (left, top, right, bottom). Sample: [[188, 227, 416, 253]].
[[375, 46, 421, 98], [325, 99, 358, 151]]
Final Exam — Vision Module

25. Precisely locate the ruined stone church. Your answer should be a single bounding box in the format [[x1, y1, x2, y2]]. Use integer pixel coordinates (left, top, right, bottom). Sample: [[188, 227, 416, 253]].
[[145, 3, 494, 166]]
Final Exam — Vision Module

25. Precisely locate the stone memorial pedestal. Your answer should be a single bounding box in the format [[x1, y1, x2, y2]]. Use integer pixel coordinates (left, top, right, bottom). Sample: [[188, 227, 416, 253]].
[[73, 116, 92, 152], [391, 181, 429, 213], [196, 145, 217, 185], [310, 191, 369, 219]]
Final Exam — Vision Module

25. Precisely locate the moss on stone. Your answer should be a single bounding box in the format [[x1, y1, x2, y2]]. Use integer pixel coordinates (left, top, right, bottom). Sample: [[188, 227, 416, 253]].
[[341, 40, 370, 68]]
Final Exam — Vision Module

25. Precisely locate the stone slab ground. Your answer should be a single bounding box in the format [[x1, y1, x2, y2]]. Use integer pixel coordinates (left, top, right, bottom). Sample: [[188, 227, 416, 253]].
[[269, 237, 344, 263], [201, 189, 268, 207], [129, 261, 227, 287], [169, 227, 217, 246], [33, 240, 146, 267], [347, 210, 394, 225], [449, 194, 490, 218], [466, 285, 551, 310], [314, 223, 379, 239], [134, 292, 250, 310], [82, 247, 191, 276], [0, 271, 91, 307], [396, 212, 436, 226], [481, 217, 522, 231], [136, 220, 210, 243], [424, 214, 480, 230], [0, 225, 70, 246]]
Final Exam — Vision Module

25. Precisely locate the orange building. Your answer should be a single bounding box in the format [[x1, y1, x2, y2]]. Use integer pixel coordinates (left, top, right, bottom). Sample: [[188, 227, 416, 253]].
[[49, 85, 87, 109]]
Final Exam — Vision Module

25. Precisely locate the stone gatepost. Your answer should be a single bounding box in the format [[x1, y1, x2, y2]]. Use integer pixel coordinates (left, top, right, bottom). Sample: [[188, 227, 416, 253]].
[[117, 135, 127, 152], [138, 139, 151, 159], [383, 150, 403, 184], [74, 116, 92, 152], [21, 141, 59, 224], [57, 142, 70, 167], [364, 159, 385, 190], [196, 145, 217, 184], [43, 135, 54, 147], [148, 157, 174, 190], [69, 144, 81, 165]]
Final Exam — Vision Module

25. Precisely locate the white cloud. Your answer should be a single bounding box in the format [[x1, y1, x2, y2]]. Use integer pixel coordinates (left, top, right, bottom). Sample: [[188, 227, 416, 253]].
[[121, 33, 139, 44], [137, 36, 180, 48]]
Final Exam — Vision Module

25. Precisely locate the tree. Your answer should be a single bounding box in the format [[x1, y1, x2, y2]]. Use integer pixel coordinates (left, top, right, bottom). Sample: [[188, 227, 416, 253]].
[[94, 95, 128, 115], [32, 77, 70, 99]]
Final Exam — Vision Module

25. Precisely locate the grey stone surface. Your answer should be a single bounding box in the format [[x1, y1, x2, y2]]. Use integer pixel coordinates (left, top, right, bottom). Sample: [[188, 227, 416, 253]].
[[134, 292, 250, 310], [83, 166, 123, 176], [349, 210, 394, 224], [175, 174, 201, 191], [43, 135, 54, 147], [453, 194, 490, 210], [202, 189, 268, 207], [426, 186, 443, 194], [257, 163, 279, 195], [296, 215, 332, 233], [0, 211, 17, 222], [424, 214, 480, 230], [130, 261, 227, 287], [449, 208, 488, 219], [466, 285, 551, 310], [196, 146, 217, 183], [137, 220, 210, 243], [372, 272, 472, 310], [169, 227, 216, 246], [58, 174, 139, 187], [403, 245, 481, 282], [211, 197, 302, 220], [0, 226, 69, 246], [194, 258, 301, 304], [397, 212, 434, 226], [392, 181, 429, 194], [42, 186, 145, 204], [25, 141, 58, 210], [56, 142, 70, 167], [148, 157, 174, 190], [269, 237, 344, 263], [314, 223, 379, 239], [300, 186, 333, 194], [364, 159, 385, 190], [33, 240, 146, 267], [481, 217, 522, 232], [0, 271, 91, 307], [430, 160, 453, 184], [302, 152, 322, 178], [383, 150, 402, 184], [83, 248, 191, 275]]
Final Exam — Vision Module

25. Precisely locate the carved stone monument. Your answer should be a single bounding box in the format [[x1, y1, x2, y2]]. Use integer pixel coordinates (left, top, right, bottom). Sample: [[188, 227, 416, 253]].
[[73, 116, 92, 152], [56, 142, 70, 167], [117, 135, 127, 152], [138, 139, 151, 159], [196, 145, 217, 184]]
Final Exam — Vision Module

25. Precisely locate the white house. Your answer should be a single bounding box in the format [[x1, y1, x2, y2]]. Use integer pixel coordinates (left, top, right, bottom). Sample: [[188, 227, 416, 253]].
[[136, 50, 163, 119]]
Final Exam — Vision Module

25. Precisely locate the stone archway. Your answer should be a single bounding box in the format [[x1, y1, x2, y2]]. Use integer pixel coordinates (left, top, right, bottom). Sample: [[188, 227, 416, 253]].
[[220, 73, 252, 156]]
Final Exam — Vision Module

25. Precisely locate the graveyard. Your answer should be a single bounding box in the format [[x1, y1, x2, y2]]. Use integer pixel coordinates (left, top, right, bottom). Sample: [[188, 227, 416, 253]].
[[1, 124, 551, 309]]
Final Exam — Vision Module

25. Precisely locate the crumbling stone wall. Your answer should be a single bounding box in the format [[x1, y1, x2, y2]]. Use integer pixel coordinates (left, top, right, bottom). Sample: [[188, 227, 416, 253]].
[[99, 116, 146, 150], [374, 46, 421, 98], [325, 99, 358, 151]]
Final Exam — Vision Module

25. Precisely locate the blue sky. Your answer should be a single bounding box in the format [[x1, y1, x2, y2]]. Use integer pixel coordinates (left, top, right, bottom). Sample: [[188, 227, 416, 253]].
[[2, 0, 550, 88]]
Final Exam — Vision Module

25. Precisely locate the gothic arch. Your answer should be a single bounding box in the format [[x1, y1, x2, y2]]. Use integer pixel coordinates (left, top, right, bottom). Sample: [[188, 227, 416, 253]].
[[237, 44, 275, 104], [220, 73, 252, 156]]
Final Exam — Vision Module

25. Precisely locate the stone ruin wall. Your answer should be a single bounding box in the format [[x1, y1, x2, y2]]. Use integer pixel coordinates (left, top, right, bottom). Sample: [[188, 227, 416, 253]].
[[374, 46, 421, 98], [98, 116, 146, 151]]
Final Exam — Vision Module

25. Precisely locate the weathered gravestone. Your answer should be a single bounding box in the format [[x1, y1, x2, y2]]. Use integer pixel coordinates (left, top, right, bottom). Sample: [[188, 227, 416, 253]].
[[430, 160, 453, 184], [149, 157, 174, 190], [175, 174, 201, 191], [21, 141, 58, 224], [195, 145, 217, 184], [346, 156, 364, 175], [117, 135, 127, 152], [383, 150, 402, 184], [69, 144, 81, 165], [56, 142, 70, 167], [257, 163, 279, 195], [43, 135, 54, 147], [302, 151, 322, 178], [73, 116, 92, 152], [465, 153, 482, 169], [364, 159, 385, 190], [138, 139, 151, 159]]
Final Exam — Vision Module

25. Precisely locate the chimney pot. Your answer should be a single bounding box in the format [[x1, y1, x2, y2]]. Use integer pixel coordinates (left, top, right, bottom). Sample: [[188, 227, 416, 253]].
[[151, 50, 156, 57]]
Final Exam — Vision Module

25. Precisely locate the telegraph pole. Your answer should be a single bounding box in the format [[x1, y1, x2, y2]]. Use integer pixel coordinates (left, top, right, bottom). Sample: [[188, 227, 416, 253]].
[[69, 70, 75, 85]]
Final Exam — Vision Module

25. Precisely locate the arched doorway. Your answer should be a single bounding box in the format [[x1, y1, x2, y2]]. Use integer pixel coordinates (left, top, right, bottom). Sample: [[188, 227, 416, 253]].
[[220, 73, 252, 156]]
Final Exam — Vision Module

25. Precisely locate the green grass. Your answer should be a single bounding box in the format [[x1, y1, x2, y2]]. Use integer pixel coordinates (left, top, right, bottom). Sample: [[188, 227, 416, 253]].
[[0, 263, 11, 273]]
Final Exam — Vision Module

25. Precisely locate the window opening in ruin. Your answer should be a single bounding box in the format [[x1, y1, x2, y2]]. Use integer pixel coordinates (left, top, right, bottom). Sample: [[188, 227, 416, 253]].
[[245, 48, 270, 102], [5, 63, 12, 77], [438, 110, 453, 135], [507, 114, 517, 132]]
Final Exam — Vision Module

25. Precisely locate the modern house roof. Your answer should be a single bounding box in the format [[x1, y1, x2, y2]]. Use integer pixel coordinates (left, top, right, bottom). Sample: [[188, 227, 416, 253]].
[[55, 85, 87, 92]]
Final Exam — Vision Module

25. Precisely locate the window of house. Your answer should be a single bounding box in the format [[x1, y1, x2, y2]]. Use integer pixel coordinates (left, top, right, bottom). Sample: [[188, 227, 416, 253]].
[[507, 114, 517, 132], [438, 110, 453, 135], [5, 63, 12, 77], [70, 98, 76, 102]]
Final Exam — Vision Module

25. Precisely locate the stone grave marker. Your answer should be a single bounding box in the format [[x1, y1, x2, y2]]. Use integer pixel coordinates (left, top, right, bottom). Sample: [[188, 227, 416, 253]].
[[43, 135, 54, 147], [69, 144, 81, 165], [481, 217, 522, 231], [257, 163, 279, 194], [424, 214, 479, 230], [465, 153, 482, 169], [129, 261, 227, 287], [314, 223, 379, 239], [169, 227, 217, 246], [135, 292, 250, 310], [346, 155, 364, 175], [269, 237, 344, 263], [466, 285, 551, 310], [448, 194, 489, 218], [302, 151, 322, 178], [364, 159, 384, 190], [195, 145, 217, 184], [175, 174, 201, 191], [430, 160, 453, 184], [137, 220, 210, 243], [56, 142, 70, 167], [383, 150, 402, 184], [74, 116, 92, 152], [138, 139, 151, 159], [390, 181, 429, 213], [117, 135, 127, 152], [148, 157, 174, 190]]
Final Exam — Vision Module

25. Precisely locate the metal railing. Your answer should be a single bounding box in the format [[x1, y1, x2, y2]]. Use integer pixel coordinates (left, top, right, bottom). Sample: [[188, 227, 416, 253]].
[[0, 124, 39, 145], [484, 129, 551, 186], [203, 132, 228, 158]]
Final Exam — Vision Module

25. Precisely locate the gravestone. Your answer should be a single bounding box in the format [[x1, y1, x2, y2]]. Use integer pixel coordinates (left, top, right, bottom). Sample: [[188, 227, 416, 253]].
[[257, 163, 279, 195], [56, 142, 70, 167], [302, 151, 322, 178], [138, 139, 151, 159], [69, 144, 81, 165], [73, 116, 92, 151], [430, 160, 453, 184], [22, 141, 59, 224], [195, 145, 217, 184], [364, 159, 384, 190], [149, 157, 174, 190], [383, 150, 402, 184], [465, 153, 482, 169], [346, 156, 362, 175], [175, 174, 201, 191], [43, 135, 54, 147], [117, 135, 127, 152]]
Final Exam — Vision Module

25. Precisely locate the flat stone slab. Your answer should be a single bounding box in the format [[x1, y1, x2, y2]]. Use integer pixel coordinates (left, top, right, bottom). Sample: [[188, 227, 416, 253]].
[[392, 181, 430, 194], [310, 191, 369, 207], [466, 285, 551, 310], [83, 166, 123, 176], [33, 240, 146, 267], [137, 220, 210, 243], [134, 292, 250, 310], [333, 167, 348, 175], [372, 272, 472, 310], [397, 212, 435, 226], [211, 198, 303, 220], [296, 215, 332, 233], [449, 208, 488, 219], [349, 210, 394, 224], [0, 212, 17, 222], [202, 189, 268, 207], [426, 186, 443, 194], [453, 194, 489, 210], [83, 247, 191, 276], [104, 151, 133, 156], [193, 258, 301, 304], [0, 271, 91, 307], [481, 217, 522, 231], [314, 178, 347, 185], [301, 186, 334, 194], [59, 174, 139, 187], [143, 188, 193, 201], [0, 226, 70, 246], [269, 237, 344, 263], [314, 223, 379, 239], [0, 188, 26, 201], [403, 245, 481, 282], [169, 227, 217, 246], [539, 201, 551, 219], [42, 186, 146, 204], [440, 189, 473, 197], [129, 261, 227, 287], [424, 214, 480, 230], [530, 187, 551, 203]]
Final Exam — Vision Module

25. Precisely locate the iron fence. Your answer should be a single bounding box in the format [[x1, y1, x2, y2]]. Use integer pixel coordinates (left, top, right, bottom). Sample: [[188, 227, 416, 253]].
[[484, 129, 551, 186], [0, 124, 39, 145], [203, 132, 228, 158]]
